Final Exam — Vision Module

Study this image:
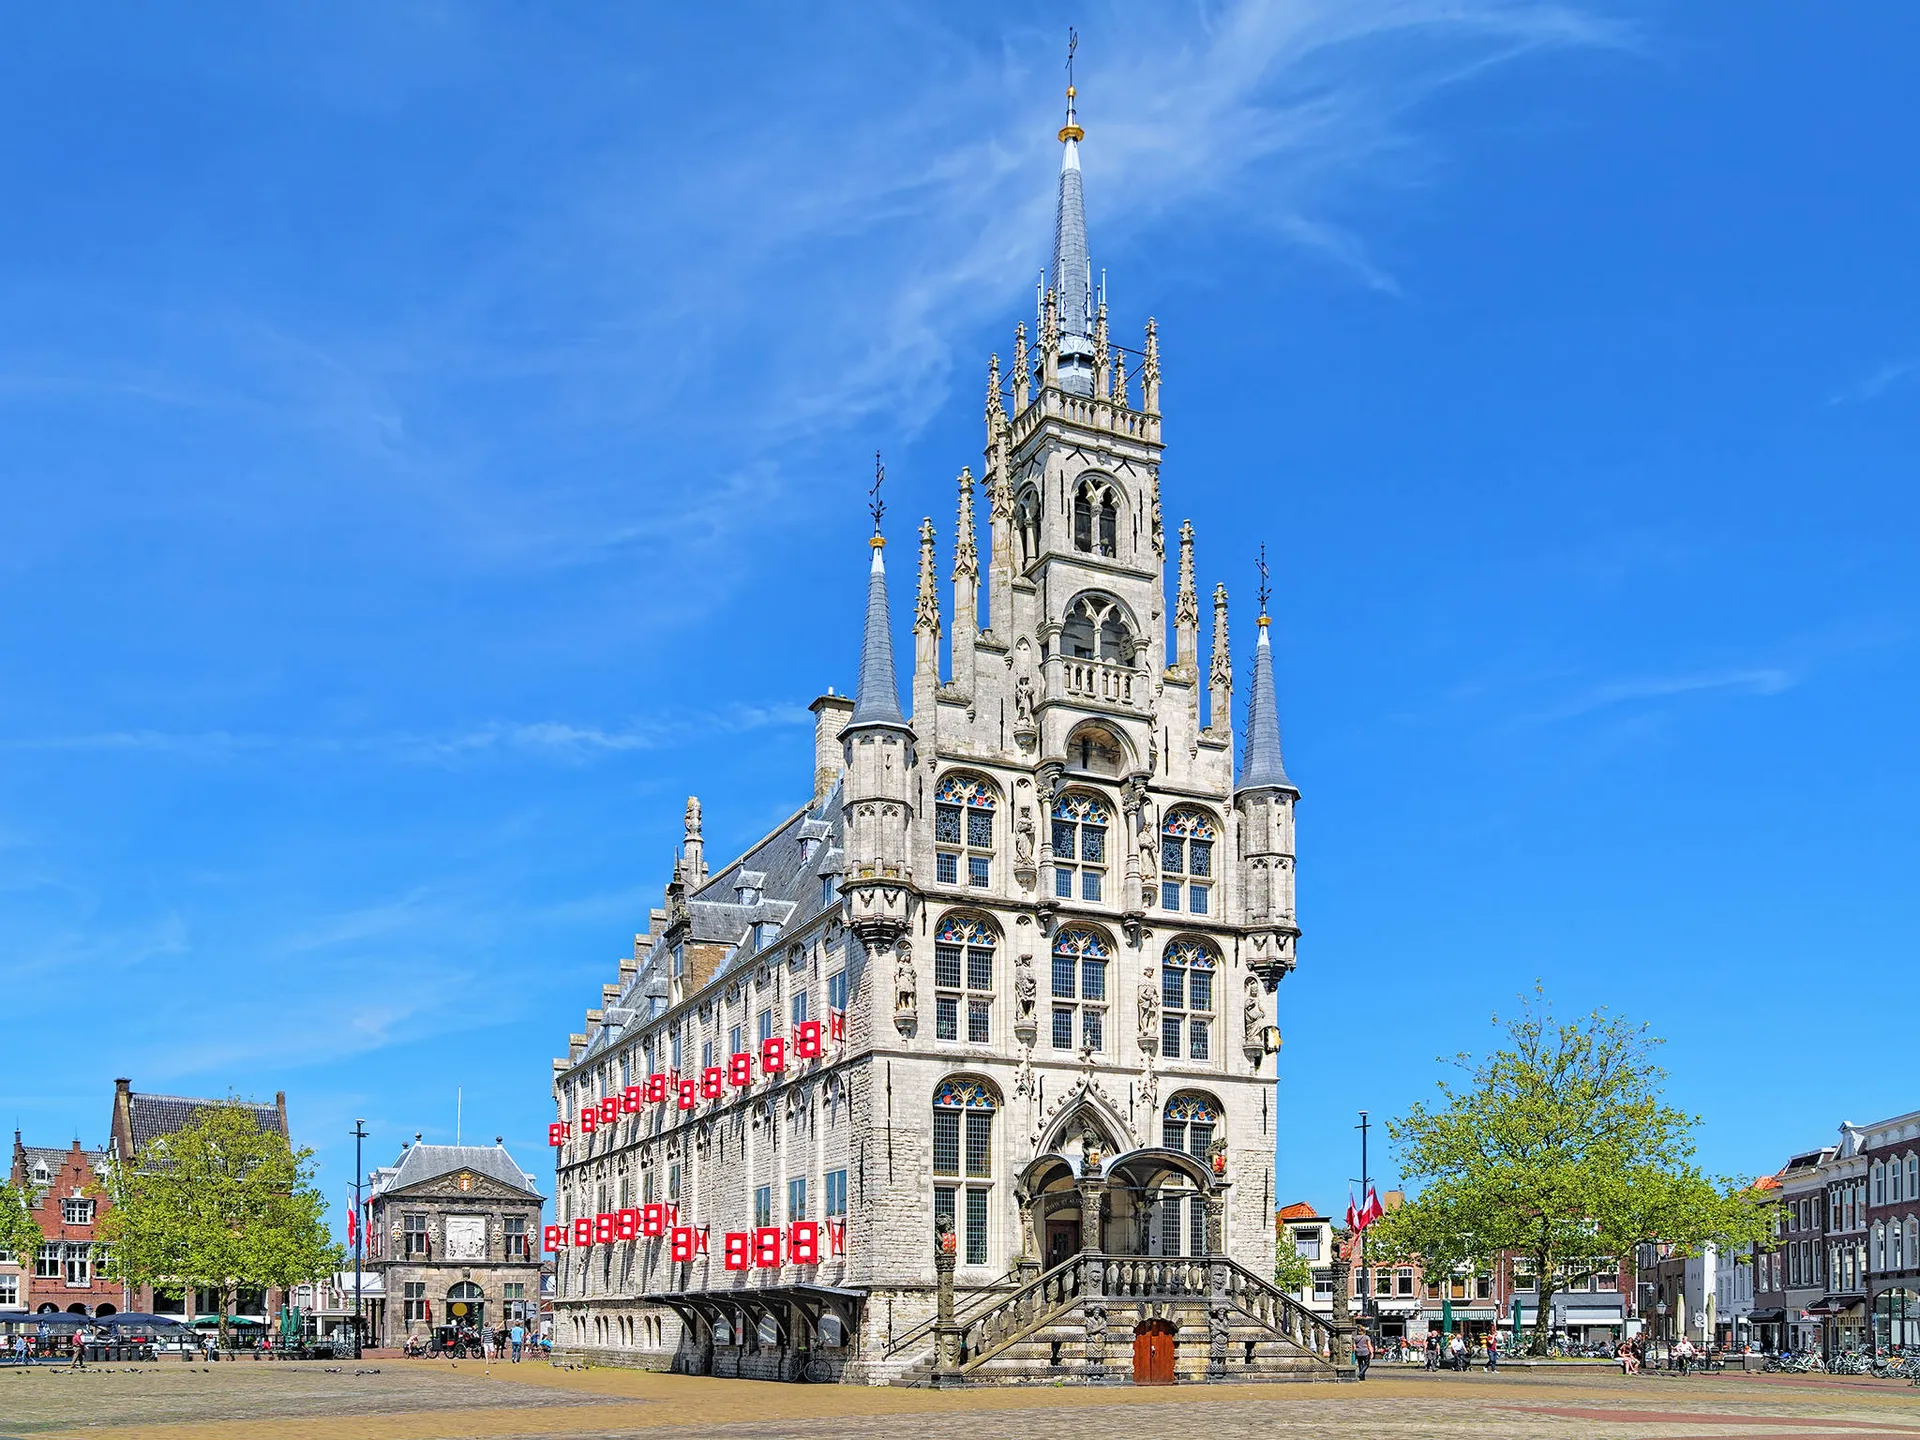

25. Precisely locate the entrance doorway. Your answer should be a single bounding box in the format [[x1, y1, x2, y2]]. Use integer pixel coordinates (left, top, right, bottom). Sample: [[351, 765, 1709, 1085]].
[[447, 1281, 484, 1332], [1046, 1220, 1078, 1269], [1133, 1320, 1176, 1384]]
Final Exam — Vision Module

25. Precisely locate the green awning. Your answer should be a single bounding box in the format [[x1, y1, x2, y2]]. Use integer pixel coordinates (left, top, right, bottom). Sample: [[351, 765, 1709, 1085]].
[[189, 1315, 266, 1327]]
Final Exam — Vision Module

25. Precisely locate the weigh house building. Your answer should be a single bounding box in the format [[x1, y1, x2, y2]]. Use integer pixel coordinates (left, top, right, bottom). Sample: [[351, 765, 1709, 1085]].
[[548, 81, 1334, 1386]]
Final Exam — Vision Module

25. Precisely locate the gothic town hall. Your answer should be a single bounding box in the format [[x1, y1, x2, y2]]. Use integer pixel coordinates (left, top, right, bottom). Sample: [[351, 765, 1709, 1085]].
[[548, 81, 1336, 1386]]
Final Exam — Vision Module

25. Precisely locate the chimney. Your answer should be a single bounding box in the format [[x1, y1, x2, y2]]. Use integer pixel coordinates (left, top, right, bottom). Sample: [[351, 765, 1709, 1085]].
[[275, 1090, 288, 1138], [809, 693, 854, 807]]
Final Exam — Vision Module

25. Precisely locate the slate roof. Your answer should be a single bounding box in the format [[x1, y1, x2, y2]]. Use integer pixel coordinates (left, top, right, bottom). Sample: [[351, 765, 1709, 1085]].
[[1237, 622, 1296, 794], [126, 1092, 283, 1155], [849, 542, 907, 729], [369, 1142, 542, 1200], [580, 782, 846, 1064], [15, 1144, 106, 1199]]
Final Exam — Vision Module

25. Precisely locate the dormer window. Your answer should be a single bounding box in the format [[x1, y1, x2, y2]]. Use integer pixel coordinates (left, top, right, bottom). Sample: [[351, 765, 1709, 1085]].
[[738, 884, 761, 905], [753, 921, 780, 950]]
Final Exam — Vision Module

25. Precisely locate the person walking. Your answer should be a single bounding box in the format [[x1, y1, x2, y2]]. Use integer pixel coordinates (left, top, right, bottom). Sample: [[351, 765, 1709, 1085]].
[[69, 1327, 87, 1370], [510, 1322, 524, 1363], [1449, 1332, 1465, 1371], [1353, 1326, 1374, 1381], [1424, 1333, 1440, 1370], [1485, 1332, 1500, 1373]]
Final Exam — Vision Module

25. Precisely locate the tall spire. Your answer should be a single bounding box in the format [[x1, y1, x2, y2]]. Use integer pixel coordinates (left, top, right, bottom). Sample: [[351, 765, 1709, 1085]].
[[1051, 29, 1094, 396], [1238, 547, 1294, 793], [850, 454, 909, 730]]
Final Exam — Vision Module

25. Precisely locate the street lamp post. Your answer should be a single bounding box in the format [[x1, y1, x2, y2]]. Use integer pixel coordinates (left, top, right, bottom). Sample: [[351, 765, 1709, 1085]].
[[352, 1119, 367, 1360]]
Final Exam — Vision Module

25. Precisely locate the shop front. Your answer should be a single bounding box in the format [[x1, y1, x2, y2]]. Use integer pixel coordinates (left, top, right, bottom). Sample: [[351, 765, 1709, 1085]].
[[1873, 1288, 1919, 1350]]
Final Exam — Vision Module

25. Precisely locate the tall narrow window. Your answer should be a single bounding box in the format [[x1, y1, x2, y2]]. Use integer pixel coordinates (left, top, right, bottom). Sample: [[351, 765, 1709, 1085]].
[[1159, 938, 1217, 1061], [1160, 809, 1217, 914], [1049, 927, 1109, 1053], [1163, 1093, 1220, 1162], [934, 774, 996, 888], [1051, 793, 1109, 902], [933, 915, 995, 1044], [932, 1077, 997, 1267]]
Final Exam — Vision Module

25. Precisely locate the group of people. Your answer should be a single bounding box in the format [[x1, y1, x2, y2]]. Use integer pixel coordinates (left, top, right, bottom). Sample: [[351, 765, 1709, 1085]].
[[1352, 1329, 1501, 1379], [402, 1321, 535, 1362], [1619, 1334, 1705, 1374]]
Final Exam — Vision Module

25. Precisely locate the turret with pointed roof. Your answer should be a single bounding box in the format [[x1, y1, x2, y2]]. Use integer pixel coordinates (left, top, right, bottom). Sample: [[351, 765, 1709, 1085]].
[[1052, 80, 1095, 396]]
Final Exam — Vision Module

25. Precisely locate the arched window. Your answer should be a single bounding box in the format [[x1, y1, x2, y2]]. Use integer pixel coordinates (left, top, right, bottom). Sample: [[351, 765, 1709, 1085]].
[[1014, 487, 1041, 569], [1061, 594, 1132, 662], [934, 774, 996, 890], [1907, 1217, 1918, 1273], [1052, 792, 1109, 902], [1072, 478, 1119, 557], [1160, 939, 1217, 1062], [1163, 1093, 1220, 1159], [1874, 1222, 1887, 1273], [1160, 808, 1217, 915], [933, 915, 995, 1045], [1894, 1218, 1905, 1271], [1874, 1162, 1886, 1206], [1160, 1093, 1221, 1257], [1909, 1154, 1919, 1202], [1050, 927, 1110, 1054], [933, 1076, 998, 1266]]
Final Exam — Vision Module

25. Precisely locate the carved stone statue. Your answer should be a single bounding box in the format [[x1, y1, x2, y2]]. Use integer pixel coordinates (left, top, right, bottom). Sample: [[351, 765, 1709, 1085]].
[[1084, 1303, 1109, 1363], [895, 946, 918, 1019], [1014, 962, 1037, 1024], [1014, 806, 1036, 865], [1137, 978, 1159, 1044], [1244, 974, 1265, 1043], [1080, 1124, 1104, 1175], [684, 795, 702, 835], [1013, 673, 1035, 726]]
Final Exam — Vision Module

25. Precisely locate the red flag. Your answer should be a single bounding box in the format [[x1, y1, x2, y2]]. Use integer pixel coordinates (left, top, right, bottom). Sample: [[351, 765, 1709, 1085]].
[[1360, 1186, 1384, 1229], [424, 1299, 432, 1324], [346, 1193, 358, 1250], [1344, 1188, 1359, 1233], [828, 1007, 846, 1042]]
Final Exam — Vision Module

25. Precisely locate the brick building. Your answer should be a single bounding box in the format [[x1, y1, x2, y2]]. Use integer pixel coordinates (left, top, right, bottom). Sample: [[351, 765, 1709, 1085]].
[[6, 1136, 115, 1316], [547, 73, 1333, 1386], [105, 1078, 294, 1323]]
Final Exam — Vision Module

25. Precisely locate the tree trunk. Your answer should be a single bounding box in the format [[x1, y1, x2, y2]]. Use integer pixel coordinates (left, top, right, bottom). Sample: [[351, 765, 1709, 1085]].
[[220, 1283, 233, 1353], [1529, 1258, 1555, 1356]]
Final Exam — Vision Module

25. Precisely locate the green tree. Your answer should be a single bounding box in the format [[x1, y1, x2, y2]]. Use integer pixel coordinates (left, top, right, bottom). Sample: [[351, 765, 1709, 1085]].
[[1368, 989, 1770, 1356], [95, 1100, 341, 1348], [0, 1182, 43, 1285], [1273, 1240, 1314, 1297]]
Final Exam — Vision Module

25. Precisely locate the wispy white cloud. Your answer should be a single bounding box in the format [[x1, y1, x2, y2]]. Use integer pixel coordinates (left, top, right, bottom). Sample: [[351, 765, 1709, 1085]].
[[1526, 665, 1798, 724], [1827, 358, 1918, 406], [0, 702, 811, 763]]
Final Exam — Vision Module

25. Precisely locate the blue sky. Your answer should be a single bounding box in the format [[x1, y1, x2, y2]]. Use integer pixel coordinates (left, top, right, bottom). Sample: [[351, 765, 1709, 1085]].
[[3, 2, 1915, 1229]]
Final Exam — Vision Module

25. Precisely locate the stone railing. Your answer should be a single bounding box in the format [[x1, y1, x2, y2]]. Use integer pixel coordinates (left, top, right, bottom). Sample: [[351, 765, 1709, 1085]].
[[882, 1263, 1025, 1359], [1060, 657, 1136, 707], [1217, 1257, 1338, 1362], [958, 1253, 1087, 1372], [1101, 1257, 1210, 1299]]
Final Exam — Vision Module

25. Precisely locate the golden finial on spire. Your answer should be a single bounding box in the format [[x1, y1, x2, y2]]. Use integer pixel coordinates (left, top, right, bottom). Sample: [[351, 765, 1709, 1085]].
[[1059, 29, 1084, 143]]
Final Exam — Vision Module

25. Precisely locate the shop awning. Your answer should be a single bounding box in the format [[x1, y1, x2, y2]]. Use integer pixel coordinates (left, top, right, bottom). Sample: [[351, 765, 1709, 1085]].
[[1803, 1297, 1864, 1317], [1745, 1308, 1786, 1324]]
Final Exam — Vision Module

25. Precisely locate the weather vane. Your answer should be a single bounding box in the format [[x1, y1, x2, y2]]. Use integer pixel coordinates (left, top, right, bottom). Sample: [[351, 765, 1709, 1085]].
[[1256, 544, 1271, 617], [1066, 27, 1078, 91], [869, 451, 886, 535]]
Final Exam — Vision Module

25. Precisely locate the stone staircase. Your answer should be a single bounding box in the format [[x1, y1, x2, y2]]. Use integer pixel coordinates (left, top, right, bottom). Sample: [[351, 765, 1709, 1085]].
[[888, 1253, 1345, 1385]]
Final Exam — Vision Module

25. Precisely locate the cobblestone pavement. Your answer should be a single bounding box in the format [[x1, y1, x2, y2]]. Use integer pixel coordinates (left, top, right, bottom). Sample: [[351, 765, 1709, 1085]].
[[6, 1360, 1919, 1440]]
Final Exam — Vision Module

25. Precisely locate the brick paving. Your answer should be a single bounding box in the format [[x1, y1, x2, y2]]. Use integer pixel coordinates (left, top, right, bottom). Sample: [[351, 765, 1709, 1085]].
[[5, 1359, 1918, 1440]]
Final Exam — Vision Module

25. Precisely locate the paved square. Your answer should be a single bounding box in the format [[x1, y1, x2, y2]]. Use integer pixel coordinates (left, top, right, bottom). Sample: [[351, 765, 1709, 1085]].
[[6, 1360, 1919, 1440]]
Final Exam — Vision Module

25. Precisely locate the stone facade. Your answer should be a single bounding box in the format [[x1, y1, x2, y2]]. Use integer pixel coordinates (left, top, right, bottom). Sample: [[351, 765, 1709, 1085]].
[[548, 80, 1334, 1386], [366, 1140, 545, 1346]]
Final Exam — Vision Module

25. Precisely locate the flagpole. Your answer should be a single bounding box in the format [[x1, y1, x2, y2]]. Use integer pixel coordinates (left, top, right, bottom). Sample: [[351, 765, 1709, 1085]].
[[1357, 1110, 1371, 1328]]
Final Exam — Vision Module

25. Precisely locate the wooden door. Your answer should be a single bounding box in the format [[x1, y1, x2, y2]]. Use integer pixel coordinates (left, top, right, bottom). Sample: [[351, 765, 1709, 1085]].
[[1046, 1221, 1078, 1269], [1132, 1320, 1177, 1384]]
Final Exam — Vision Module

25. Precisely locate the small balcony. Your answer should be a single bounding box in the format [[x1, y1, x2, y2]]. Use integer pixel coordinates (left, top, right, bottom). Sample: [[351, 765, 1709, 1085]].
[[1059, 657, 1136, 707]]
